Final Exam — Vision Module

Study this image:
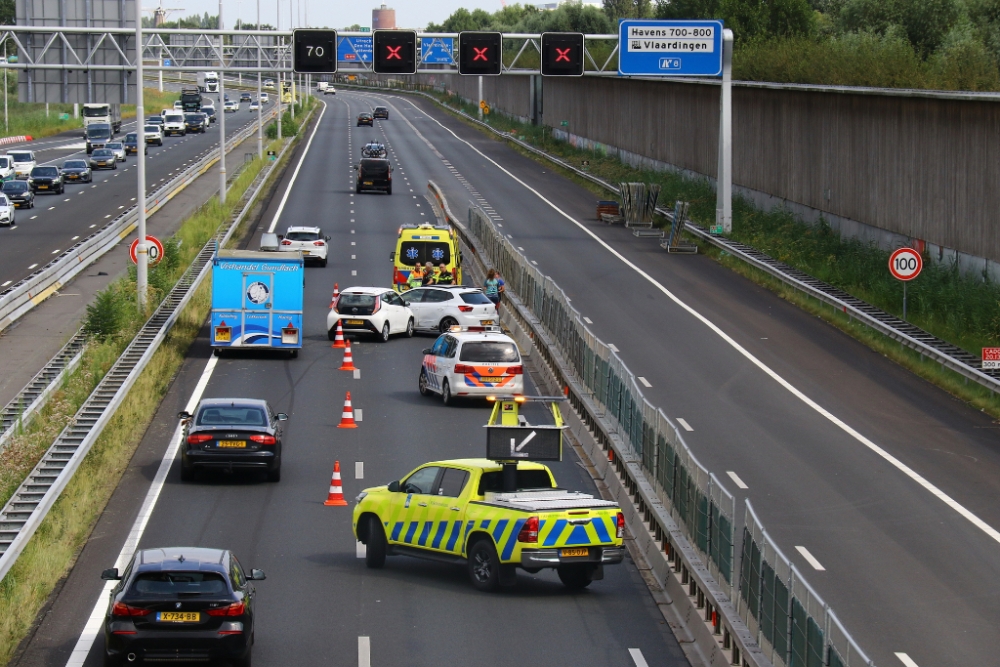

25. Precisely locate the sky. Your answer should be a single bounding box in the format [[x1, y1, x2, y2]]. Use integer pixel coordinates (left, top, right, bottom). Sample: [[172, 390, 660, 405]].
[[214, 0, 506, 31]]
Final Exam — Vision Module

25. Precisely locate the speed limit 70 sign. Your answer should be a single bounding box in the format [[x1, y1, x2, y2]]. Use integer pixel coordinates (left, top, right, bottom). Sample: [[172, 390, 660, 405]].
[[293, 29, 338, 73], [888, 247, 923, 281]]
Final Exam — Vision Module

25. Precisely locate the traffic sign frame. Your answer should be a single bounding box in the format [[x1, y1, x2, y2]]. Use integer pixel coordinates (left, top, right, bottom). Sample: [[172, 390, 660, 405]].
[[458, 31, 503, 76], [541, 32, 585, 77], [617, 20, 724, 77], [292, 29, 338, 74], [888, 247, 923, 282]]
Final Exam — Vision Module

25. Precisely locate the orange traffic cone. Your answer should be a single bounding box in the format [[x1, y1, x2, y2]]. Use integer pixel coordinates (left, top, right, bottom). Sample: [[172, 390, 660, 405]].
[[324, 461, 349, 506], [329, 283, 340, 309], [339, 341, 357, 371], [337, 391, 358, 428], [331, 319, 346, 348]]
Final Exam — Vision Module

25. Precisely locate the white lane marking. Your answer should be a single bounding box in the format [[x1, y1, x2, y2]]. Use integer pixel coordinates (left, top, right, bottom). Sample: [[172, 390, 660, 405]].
[[359, 636, 371, 667], [795, 546, 826, 571], [727, 471, 749, 489], [71, 236, 79, 240], [356, 541, 367, 558], [607, 343, 619, 352], [267, 100, 327, 233], [356, 461, 364, 479], [351, 230, 355, 234], [355, 409, 362, 422], [1, 280, 10, 287], [583, 316, 592, 324], [353, 369, 361, 380], [32, 216, 38, 220], [351, 255, 356, 260], [51, 249, 61, 254], [895, 653, 920, 667], [629, 648, 649, 667], [406, 96, 1000, 547], [638, 376, 652, 388], [677, 418, 694, 432], [64, 354, 219, 667], [351, 241, 356, 245], [352, 269, 357, 276], [27, 263, 37, 270]]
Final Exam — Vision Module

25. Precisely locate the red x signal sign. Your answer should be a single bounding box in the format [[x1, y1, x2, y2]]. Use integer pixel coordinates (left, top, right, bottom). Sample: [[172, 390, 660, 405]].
[[473, 47, 489, 61], [541, 32, 584, 76], [459, 31, 502, 75], [386, 45, 401, 60]]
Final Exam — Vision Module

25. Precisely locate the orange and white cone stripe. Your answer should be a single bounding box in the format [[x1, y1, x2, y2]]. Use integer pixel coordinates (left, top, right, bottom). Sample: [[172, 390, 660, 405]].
[[339, 341, 357, 371], [337, 391, 358, 428], [324, 460, 348, 506], [331, 319, 347, 349]]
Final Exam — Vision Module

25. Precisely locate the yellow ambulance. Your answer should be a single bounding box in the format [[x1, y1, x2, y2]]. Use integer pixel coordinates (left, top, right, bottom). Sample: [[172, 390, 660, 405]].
[[390, 223, 462, 291]]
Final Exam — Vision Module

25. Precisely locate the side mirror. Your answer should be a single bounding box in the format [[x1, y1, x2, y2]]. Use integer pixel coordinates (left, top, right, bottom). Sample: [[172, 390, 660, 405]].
[[276, 413, 289, 421], [248, 569, 266, 581], [387, 480, 400, 493], [352, 165, 358, 170], [277, 234, 284, 240], [101, 568, 121, 580], [389, 251, 395, 261], [421, 348, 433, 355], [325, 235, 331, 242], [401, 299, 409, 307], [177, 411, 192, 420]]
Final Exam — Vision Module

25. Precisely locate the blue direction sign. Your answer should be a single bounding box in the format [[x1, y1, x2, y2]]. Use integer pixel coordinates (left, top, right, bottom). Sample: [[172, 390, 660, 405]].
[[338, 36, 373, 63], [618, 20, 724, 77], [421, 37, 454, 64], [163, 59, 172, 67]]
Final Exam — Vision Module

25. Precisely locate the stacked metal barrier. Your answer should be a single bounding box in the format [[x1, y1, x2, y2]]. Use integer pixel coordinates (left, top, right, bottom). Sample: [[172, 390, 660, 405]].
[[467, 201, 874, 667]]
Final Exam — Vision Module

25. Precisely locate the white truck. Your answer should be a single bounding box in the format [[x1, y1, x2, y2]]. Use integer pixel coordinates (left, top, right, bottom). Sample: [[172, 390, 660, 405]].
[[316, 81, 328, 92], [197, 71, 220, 94], [81, 103, 122, 135]]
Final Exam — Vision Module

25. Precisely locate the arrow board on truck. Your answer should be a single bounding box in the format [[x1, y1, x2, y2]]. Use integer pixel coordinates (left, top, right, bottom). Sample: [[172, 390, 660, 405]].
[[486, 425, 563, 461]]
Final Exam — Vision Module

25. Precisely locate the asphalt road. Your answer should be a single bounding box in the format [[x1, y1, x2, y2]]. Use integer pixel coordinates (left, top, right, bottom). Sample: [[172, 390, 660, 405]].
[[0, 94, 273, 289], [11, 96, 689, 667], [325, 89, 1000, 667]]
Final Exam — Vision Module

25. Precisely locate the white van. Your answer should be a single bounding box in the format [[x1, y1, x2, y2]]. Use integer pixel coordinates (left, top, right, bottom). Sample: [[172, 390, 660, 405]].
[[7, 151, 36, 179], [0, 156, 14, 181]]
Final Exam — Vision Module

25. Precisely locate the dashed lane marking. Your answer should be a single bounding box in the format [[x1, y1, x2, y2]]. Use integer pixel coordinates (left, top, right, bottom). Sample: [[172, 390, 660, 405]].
[[727, 471, 748, 489], [795, 546, 825, 571], [355, 461, 364, 479], [895, 654, 919, 667], [583, 317, 593, 324], [629, 649, 649, 667], [638, 376, 652, 388], [677, 418, 694, 432]]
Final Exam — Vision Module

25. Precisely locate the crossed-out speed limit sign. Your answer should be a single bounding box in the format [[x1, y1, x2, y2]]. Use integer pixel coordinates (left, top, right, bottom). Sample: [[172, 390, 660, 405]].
[[129, 235, 165, 266], [888, 247, 922, 281]]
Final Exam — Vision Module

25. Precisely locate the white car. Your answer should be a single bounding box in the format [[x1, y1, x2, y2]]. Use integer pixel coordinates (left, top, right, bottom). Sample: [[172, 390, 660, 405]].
[[259, 92, 269, 103], [418, 327, 524, 404], [105, 141, 126, 162], [324, 87, 336, 96], [173, 100, 184, 110], [264, 79, 275, 89], [278, 225, 329, 267], [202, 99, 216, 110], [0, 193, 15, 225], [400, 286, 498, 333], [8, 151, 36, 179], [143, 124, 164, 146], [0, 156, 14, 181], [249, 100, 260, 111], [224, 100, 238, 112], [162, 113, 186, 137], [328, 287, 414, 342]]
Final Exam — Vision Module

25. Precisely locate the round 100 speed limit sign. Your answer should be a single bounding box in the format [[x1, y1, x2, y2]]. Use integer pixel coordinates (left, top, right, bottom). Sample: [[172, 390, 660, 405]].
[[888, 247, 922, 281], [129, 235, 165, 266]]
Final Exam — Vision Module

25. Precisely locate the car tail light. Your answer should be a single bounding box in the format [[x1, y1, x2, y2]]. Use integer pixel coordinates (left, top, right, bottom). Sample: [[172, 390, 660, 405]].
[[454, 364, 473, 374], [250, 434, 276, 445], [507, 365, 523, 375], [206, 601, 245, 616], [458, 305, 474, 312], [517, 516, 539, 543], [187, 433, 213, 445], [371, 296, 381, 314], [313, 240, 325, 246], [280, 239, 292, 245], [616, 512, 625, 539], [111, 602, 152, 617]]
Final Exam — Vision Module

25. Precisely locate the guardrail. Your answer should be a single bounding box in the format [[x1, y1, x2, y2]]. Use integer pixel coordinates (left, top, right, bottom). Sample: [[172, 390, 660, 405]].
[[0, 115, 300, 583], [348, 81, 1000, 396], [429, 175, 875, 667], [0, 107, 276, 333]]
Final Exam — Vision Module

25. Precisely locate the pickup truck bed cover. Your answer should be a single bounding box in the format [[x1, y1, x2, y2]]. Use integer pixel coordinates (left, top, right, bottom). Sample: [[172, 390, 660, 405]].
[[478, 489, 619, 512]]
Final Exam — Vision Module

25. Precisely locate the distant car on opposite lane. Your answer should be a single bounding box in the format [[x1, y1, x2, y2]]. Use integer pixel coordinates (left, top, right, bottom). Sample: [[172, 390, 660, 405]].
[[249, 100, 260, 111], [184, 112, 207, 133], [123, 133, 148, 155], [224, 100, 238, 113], [0, 194, 15, 225], [357, 112, 373, 127], [100, 547, 265, 667], [0, 156, 14, 181], [201, 106, 217, 124], [324, 86, 336, 95], [144, 125, 164, 146], [105, 141, 126, 162], [240, 92, 252, 102], [177, 398, 288, 482], [162, 113, 186, 137], [278, 226, 329, 267], [90, 148, 118, 170], [8, 151, 36, 179], [146, 115, 164, 127], [29, 166, 65, 194], [61, 159, 93, 183], [2, 179, 34, 208], [328, 287, 414, 342], [373, 106, 389, 119]]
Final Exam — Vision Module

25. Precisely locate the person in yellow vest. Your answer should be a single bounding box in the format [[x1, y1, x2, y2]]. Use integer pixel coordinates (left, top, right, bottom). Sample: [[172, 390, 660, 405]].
[[408, 264, 425, 289]]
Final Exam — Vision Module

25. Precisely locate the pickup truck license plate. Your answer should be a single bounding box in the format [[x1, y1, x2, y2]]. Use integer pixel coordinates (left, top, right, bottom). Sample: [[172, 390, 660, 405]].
[[347, 319, 365, 325], [157, 612, 200, 622], [561, 548, 589, 558], [217, 440, 246, 448]]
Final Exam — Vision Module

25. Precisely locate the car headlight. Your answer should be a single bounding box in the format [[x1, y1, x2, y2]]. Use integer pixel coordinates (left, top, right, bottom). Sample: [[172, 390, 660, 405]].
[[355, 491, 367, 503]]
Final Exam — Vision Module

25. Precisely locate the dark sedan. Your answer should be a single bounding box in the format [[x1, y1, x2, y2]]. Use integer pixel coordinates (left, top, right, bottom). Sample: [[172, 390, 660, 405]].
[[184, 112, 207, 133], [61, 159, 93, 183], [373, 106, 389, 119], [2, 179, 34, 208], [123, 132, 148, 155], [101, 547, 264, 667], [239, 92, 252, 102], [178, 398, 287, 482], [28, 165, 65, 194], [146, 115, 164, 126], [89, 148, 118, 170], [357, 112, 373, 127], [201, 106, 217, 124]]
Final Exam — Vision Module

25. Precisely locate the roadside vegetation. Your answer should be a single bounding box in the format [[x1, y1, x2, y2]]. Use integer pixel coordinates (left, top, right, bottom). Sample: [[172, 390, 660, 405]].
[[265, 93, 316, 139], [359, 80, 1000, 415], [426, 0, 1000, 91], [0, 123, 296, 664]]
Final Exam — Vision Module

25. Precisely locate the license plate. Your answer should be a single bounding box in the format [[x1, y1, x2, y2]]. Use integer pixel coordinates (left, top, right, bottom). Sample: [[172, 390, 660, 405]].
[[478, 376, 503, 383], [301, 250, 310, 255], [69, 174, 78, 179], [346, 319, 365, 325], [217, 440, 246, 448], [363, 181, 373, 185], [157, 612, 200, 622], [38, 185, 47, 189], [480, 320, 495, 325], [561, 548, 589, 558]]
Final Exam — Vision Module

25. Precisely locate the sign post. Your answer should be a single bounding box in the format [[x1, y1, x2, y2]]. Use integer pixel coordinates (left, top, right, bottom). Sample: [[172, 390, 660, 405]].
[[888, 247, 923, 320], [618, 20, 732, 234]]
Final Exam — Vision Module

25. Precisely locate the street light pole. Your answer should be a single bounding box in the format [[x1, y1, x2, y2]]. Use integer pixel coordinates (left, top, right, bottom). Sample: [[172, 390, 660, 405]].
[[256, 0, 263, 158], [134, 0, 148, 308], [217, 0, 227, 204], [275, 0, 282, 140]]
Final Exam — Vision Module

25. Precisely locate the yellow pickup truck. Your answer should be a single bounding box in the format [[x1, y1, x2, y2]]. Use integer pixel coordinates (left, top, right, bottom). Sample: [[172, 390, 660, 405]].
[[352, 458, 625, 591]]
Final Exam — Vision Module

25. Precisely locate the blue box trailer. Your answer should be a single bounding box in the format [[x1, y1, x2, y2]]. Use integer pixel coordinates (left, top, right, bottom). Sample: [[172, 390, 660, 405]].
[[210, 249, 304, 356]]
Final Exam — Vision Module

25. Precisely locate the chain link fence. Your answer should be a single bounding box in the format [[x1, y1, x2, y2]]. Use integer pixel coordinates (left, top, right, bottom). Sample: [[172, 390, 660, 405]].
[[468, 201, 874, 666]]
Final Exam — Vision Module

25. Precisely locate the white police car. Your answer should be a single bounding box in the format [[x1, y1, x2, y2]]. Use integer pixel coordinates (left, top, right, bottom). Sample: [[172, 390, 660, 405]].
[[418, 326, 524, 404]]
